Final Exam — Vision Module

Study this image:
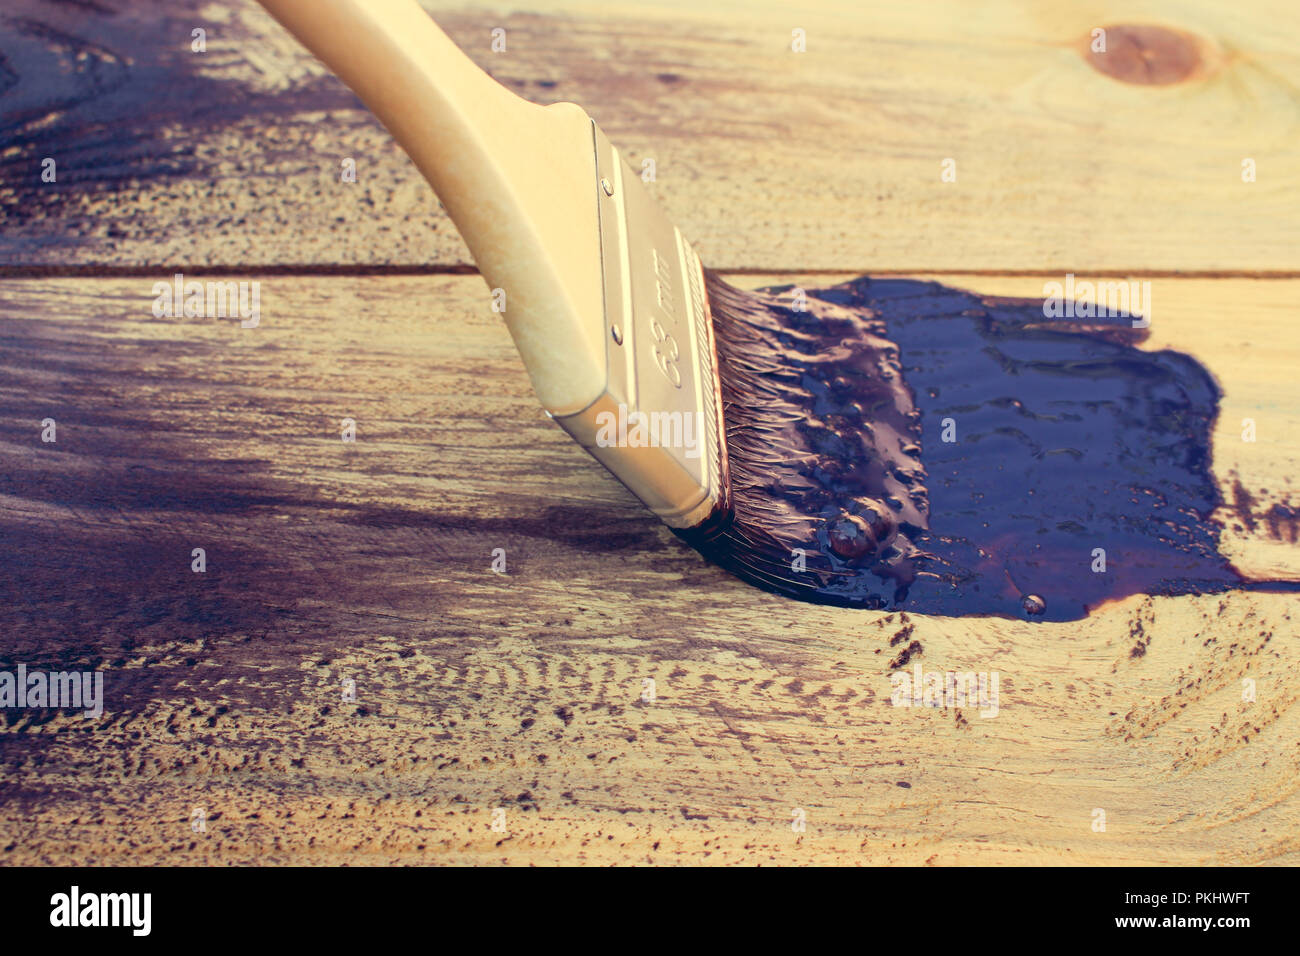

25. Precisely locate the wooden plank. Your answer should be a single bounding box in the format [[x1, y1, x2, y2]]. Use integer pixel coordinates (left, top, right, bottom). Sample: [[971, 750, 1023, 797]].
[[2, 0, 1299, 272], [1, 273, 1295, 864]]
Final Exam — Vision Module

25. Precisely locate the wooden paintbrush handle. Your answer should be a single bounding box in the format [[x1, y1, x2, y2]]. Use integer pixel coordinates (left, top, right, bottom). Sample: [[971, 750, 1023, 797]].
[[258, 0, 608, 416]]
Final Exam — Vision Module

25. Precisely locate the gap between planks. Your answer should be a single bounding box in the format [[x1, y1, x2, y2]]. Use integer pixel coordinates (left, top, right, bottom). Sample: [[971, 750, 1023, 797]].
[[5, 267, 1300, 279]]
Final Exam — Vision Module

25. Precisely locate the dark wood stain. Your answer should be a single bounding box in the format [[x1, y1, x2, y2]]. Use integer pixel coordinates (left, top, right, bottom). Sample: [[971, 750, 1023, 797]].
[[684, 276, 1294, 620]]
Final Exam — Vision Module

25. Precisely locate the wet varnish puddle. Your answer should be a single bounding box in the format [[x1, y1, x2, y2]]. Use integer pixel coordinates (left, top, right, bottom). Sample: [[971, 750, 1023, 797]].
[[684, 274, 1292, 621]]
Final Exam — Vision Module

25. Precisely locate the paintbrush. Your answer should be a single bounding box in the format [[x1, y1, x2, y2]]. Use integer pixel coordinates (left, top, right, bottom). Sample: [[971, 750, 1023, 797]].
[[258, 0, 930, 609]]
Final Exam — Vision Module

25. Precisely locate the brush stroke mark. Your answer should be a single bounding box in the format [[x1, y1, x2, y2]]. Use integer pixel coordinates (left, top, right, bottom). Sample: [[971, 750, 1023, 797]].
[[686, 274, 1295, 621]]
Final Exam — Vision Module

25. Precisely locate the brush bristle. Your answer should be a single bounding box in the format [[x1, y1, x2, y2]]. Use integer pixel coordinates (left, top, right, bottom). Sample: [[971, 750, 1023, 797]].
[[678, 271, 931, 609]]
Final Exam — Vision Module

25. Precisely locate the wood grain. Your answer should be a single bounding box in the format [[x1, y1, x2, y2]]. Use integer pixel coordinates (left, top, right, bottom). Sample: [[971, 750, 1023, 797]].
[[1, 273, 1295, 865], [2, 0, 1299, 272]]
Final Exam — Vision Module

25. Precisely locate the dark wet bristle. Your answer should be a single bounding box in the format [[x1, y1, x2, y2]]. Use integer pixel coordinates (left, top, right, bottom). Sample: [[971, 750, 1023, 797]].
[[681, 271, 928, 609]]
